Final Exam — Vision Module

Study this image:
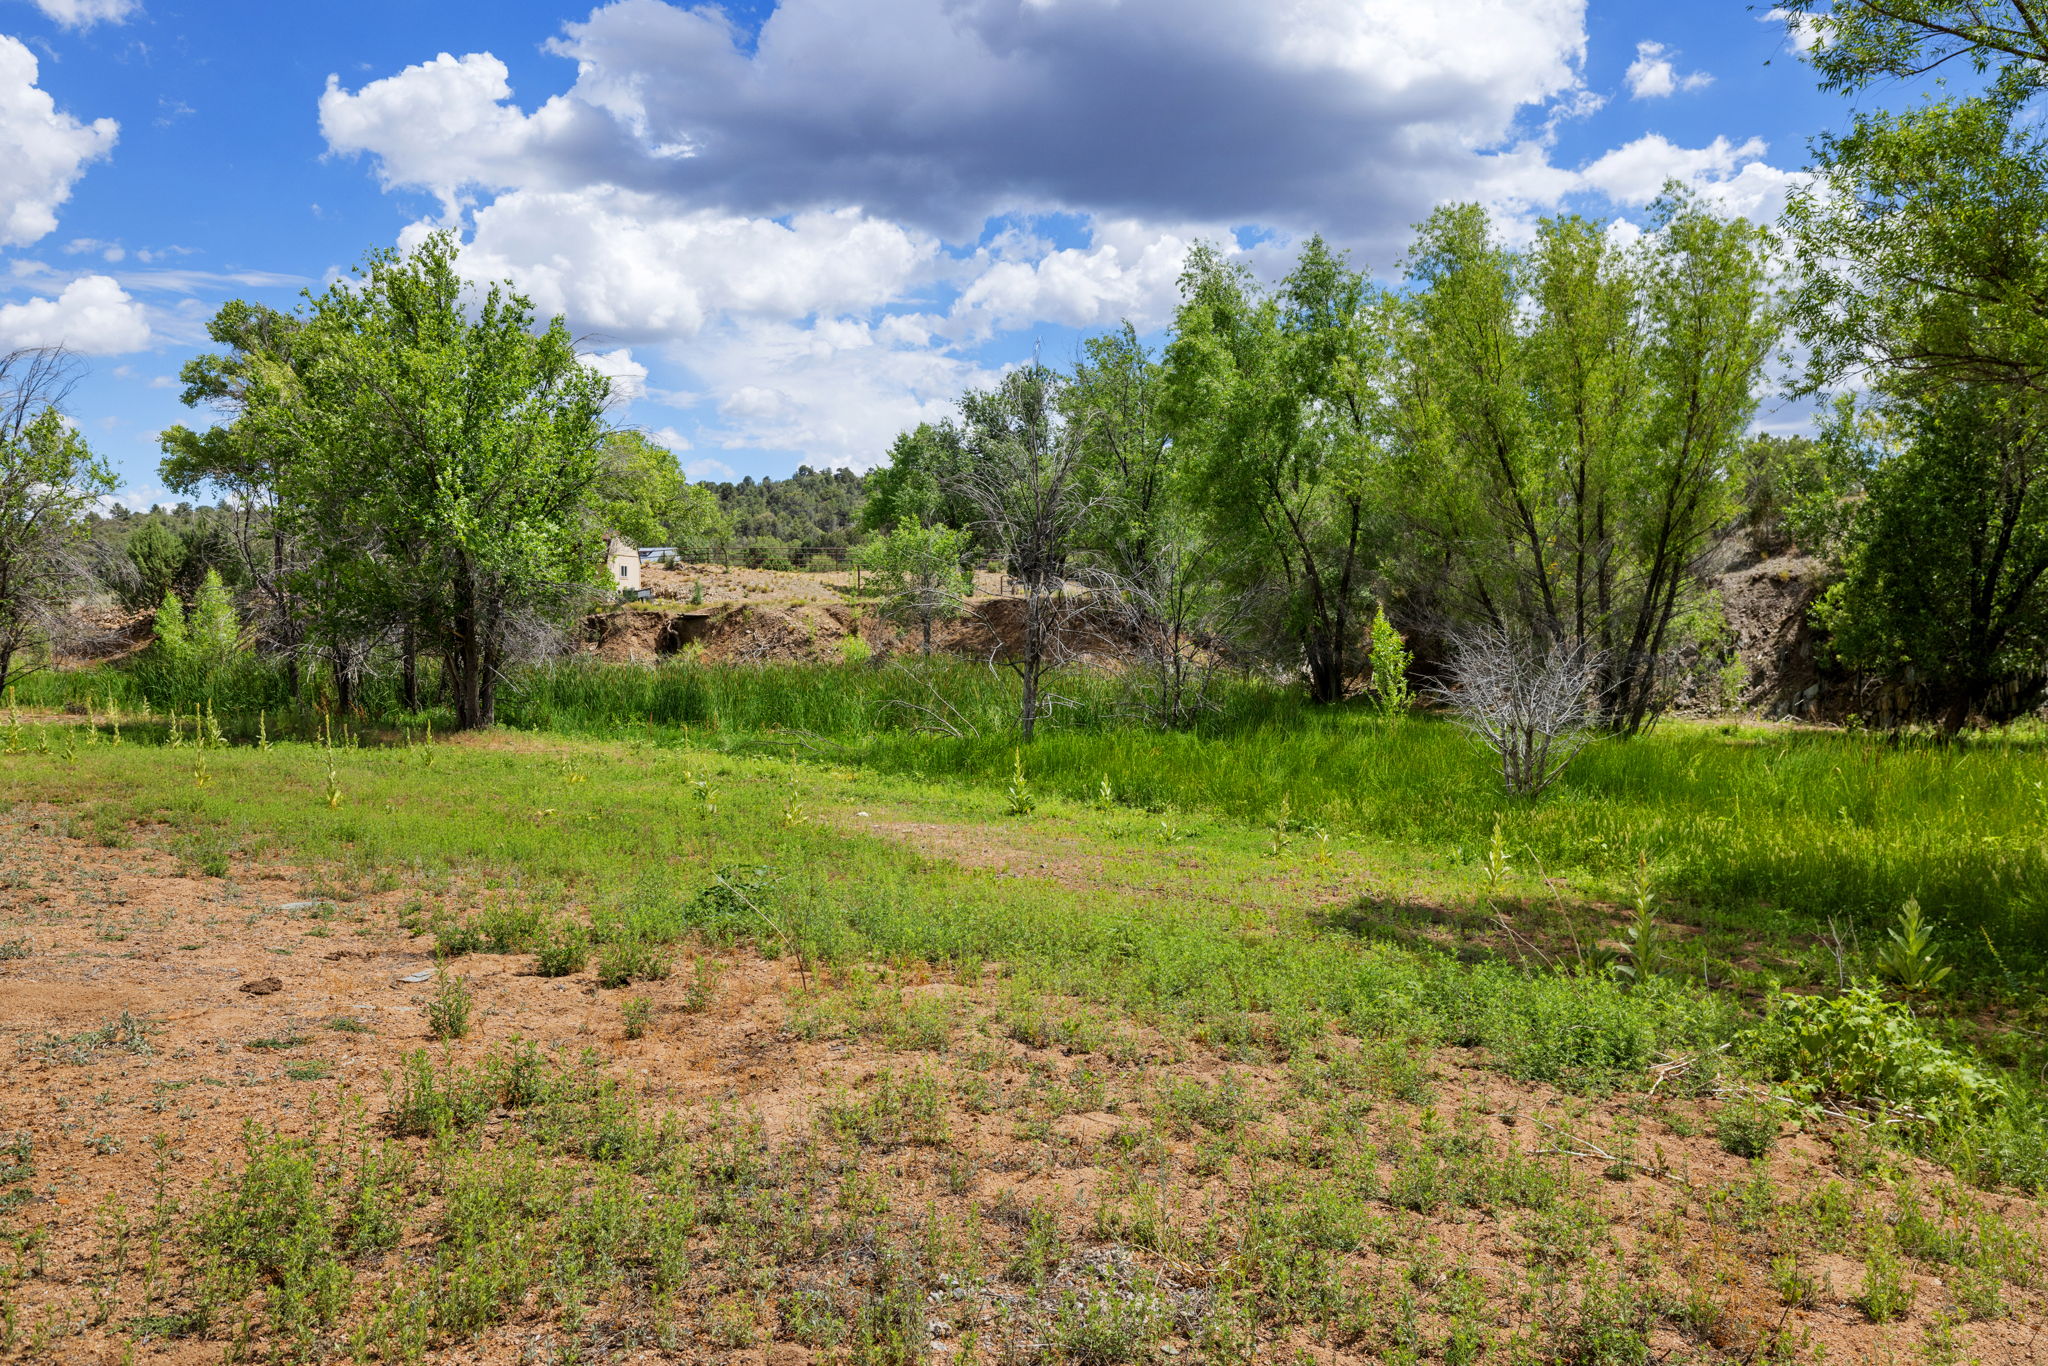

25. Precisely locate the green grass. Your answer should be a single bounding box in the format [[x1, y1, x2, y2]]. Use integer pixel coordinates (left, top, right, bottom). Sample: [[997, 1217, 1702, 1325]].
[[7, 677, 2048, 1363], [477, 659, 2048, 984], [27, 655, 2048, 990]]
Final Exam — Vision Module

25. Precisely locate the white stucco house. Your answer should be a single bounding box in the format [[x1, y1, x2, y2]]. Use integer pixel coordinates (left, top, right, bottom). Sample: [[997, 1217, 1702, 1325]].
[[605, 535, 642, 592]]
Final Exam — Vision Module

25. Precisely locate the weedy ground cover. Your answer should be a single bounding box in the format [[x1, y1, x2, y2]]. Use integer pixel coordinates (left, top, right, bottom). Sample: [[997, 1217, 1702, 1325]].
[[1, 704, 2045, 1361]]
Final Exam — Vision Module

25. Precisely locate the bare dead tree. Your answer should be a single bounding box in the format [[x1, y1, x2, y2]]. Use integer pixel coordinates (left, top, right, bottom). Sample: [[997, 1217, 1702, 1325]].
[[1435, 625, 1605, 797], [953, 366, 1102, 740], [1081, 524, 1250, 730]]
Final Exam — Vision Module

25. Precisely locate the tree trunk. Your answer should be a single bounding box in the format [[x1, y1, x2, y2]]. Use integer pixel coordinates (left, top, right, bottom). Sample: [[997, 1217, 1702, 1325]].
[[1304, 633, 1345, 705], [453, 615, 484, 730], [331, 653, 353, 718], [480, 629, 500, 729], [401, 628, 419, 712]]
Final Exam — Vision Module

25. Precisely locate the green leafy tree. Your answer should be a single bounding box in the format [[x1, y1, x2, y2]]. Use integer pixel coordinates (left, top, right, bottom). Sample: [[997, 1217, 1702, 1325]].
[[0, 348, 112, 692], [1067, 323, 1174, 578], [593, 430, 729, 548], [160, 300, 316, 694], [1816, 383, 2048, 730], [1162, 237, 1388, 704], [1397, 194, 1777, 732], [284, 233, 611, 729], [860, 423, 974, 537], [1780, 2, 2048, 395], [859, 519, 972, 655]]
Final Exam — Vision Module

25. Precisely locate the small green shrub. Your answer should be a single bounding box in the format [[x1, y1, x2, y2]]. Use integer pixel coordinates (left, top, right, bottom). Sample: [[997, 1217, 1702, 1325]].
[[1715, 1094, 1781, 1158], [535, 922, 590, 977], [1859, 1242, 1914, 1322], [621, 995, 653, 1039], [427, 974, 473, 1041], [388, 1050, 491, 1137], [1742, 986, 2003, 1127], [597, 935, 672, 988]]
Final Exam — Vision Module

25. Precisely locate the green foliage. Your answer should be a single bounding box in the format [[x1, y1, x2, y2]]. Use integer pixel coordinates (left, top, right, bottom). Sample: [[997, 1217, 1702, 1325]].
[[0, 394, 114, 692], [695, 463, 868, 548], [1161, 236, 1386, 704], [1366, 606, 1412, 715], [224, 232, 611, 729], [427, 973, 474, 1041], [1397, 193, 1778, 733], [535, 922, 590, 977], [593, 429, 728, 547], [1715, 1095, 1782, 1158], [858, 519, 972, 654], [1743, 986, 2004, 1126], [1815, 384, 2048, 729], [859, 425, 972, 535], [1874, 898, 1953, 993], [1783, 9, 2048, 397]]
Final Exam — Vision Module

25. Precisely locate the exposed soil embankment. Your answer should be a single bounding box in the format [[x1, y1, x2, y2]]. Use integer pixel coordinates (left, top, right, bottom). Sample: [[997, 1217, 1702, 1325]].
[[584, 595, 1137, 668]]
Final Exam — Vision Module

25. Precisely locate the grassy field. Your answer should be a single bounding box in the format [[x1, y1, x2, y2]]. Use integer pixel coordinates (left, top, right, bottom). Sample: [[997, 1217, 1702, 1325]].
[[3, 674, 2046, 1362]]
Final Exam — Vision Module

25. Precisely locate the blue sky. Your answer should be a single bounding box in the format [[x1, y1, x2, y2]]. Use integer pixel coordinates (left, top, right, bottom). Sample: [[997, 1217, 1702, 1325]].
[[1, 0, 1840, 508]]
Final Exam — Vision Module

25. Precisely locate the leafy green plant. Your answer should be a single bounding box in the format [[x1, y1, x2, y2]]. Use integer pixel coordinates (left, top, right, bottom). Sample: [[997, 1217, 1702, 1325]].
[[621, 995, 653, 1040], [1715, 1093, 1781, 1158], [1743, 985, 2003, 1126], [596, 935, 672, 988], [1610, 854, 1660, 990], [1874, 898, 1951, 993], [426, 973, 473, 1041], [1859, 1241, 1914, 1322], [1005, 747, 1035, 816], [535, 921, 590, 977], [1367, 605, 1413, 715]]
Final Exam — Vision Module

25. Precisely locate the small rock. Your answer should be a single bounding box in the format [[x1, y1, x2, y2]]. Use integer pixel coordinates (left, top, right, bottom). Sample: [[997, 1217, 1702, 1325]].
[[397, 970, 434, 984], [277, 901, 326, 912], [239, 977, 283, 996]]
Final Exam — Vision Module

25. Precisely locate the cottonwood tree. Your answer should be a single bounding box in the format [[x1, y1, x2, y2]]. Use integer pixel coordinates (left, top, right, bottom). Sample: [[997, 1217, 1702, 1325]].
[[1818, 383, 2048, 730], [0, 347, 112, 693], [1163, 238, 1388, 704], [161, 300, 317, 697], [860, 518, 972, 656], [860, 422, 977, 536], [284, 234, 611, 729], [1781, 2, 2048, 395], [1068, 323, 1174, 580], [953, 365, 1096, 739], [1398, 194, 1776, 732], [593, 430, 728, 549]]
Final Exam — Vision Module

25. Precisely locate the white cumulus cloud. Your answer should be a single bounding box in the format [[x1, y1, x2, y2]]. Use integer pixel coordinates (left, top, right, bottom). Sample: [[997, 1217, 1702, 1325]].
[[319, 2, 1801, 468], [417, 189, 940, 343], [1624, 41, 1711, 99], [1762, 8, 1826, 53], [1576, 133, 1802, 220], [0, 275, 151, 354], [24, 0, 139, 28], [0, 35, 118, 248], [579, 346, 648, 401]]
